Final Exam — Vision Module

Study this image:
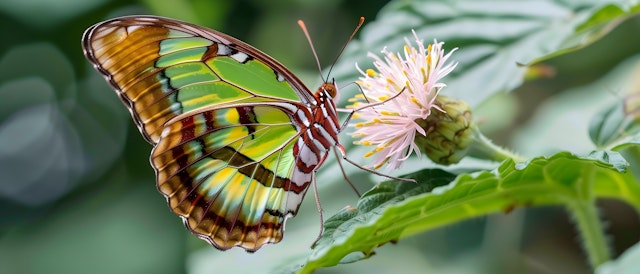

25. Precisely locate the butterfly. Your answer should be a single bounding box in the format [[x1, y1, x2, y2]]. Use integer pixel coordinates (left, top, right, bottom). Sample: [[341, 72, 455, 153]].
[[82, 15, 356, 252]]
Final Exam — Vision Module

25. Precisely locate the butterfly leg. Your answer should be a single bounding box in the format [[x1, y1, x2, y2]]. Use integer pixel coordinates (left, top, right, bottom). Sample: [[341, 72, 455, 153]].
[[335, 144, 416, 183], [310, 170, 324, 248], [310, 151, 332, 248], [333, 147, 361, 197]]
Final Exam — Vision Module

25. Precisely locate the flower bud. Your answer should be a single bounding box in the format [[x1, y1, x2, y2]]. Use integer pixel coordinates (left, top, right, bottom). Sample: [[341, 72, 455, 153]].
[[414, 95, 475, 165]]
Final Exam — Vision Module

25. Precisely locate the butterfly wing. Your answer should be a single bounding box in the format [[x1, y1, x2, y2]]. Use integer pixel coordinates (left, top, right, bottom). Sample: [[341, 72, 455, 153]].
[[153, 103, 314, 251], [82, 15, 315, 144], [82, 16, 318, 251]]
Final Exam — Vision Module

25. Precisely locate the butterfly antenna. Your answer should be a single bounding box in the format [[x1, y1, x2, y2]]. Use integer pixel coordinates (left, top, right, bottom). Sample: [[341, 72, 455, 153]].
[[298, 19, 325, 83], [326, 16, 365, 80]]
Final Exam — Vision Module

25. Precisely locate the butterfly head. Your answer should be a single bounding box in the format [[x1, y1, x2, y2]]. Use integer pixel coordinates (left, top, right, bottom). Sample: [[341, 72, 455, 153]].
[[317, 80, 339, 102]]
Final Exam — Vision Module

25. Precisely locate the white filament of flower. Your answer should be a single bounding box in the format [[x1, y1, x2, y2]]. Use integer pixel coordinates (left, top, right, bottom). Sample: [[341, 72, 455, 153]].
[[349, 30, 458, 169]]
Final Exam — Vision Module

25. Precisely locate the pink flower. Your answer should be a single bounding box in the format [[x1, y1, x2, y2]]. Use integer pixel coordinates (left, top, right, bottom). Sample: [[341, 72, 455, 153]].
[[350, 31, 458, 169]]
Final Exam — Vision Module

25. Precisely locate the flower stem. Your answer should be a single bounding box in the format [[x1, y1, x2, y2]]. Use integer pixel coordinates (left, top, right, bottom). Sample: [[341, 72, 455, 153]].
[[566, 200, 611, 268], [467, 127, 526, 163]]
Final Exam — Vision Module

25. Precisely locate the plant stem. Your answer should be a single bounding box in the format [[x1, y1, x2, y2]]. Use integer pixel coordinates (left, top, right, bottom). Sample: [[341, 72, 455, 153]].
[[566, 200, 611, 269], [467, 127, 526, 163]]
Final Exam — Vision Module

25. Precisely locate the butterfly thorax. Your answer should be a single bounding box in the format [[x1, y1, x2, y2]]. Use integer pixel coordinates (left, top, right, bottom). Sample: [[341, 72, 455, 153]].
[[292, 82, 341, 174], [312, 82, 341, 149]]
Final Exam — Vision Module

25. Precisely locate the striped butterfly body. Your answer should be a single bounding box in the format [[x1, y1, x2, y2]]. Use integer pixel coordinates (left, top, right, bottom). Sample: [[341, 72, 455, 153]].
[[82, 16, 343, 252]]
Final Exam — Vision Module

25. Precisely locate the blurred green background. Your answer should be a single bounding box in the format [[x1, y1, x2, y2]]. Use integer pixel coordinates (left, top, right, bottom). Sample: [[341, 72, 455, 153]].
[[1, 0, 639, 273]]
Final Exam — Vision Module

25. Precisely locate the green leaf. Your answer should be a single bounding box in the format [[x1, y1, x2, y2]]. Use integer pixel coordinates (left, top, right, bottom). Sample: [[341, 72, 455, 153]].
[[296, 152, 640, 273], [585, 150, 628, 172], [589, 91, 640, 149], [613, 139, 640, 183], [537, 2, 635, 63], [333, 0, 640, 107], [513, 54, 640, 156]]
